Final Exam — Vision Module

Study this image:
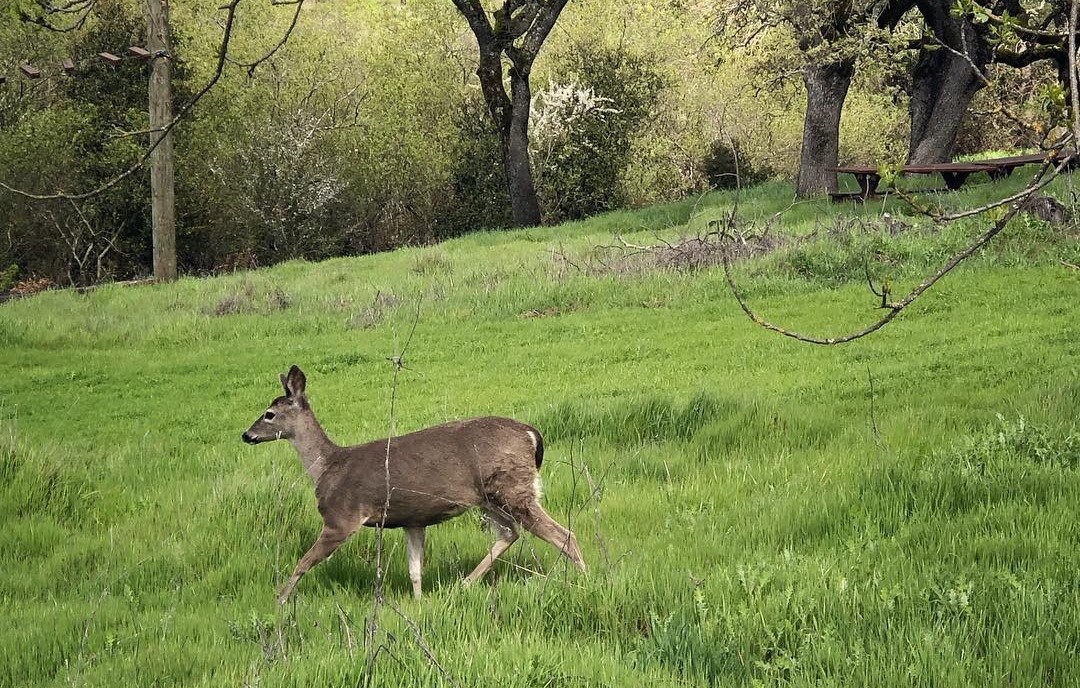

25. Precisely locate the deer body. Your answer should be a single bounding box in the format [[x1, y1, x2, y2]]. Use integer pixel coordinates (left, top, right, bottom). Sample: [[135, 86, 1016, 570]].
[[243, 366, 585, 603], [311, 417, 541, 529]]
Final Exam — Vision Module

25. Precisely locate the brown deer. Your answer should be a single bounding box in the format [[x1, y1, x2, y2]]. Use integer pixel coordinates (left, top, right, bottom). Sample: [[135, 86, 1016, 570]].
[[242, 365, 586, 603]]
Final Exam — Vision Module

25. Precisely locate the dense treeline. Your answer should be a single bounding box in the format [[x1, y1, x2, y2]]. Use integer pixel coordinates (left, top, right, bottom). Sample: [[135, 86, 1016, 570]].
[[0, 0, 1058, 287]]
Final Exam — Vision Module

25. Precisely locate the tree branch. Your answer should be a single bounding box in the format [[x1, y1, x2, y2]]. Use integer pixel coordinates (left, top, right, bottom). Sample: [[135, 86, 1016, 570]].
[[507, 3, 540, 39], [720, 196, 1024, 344], [1070, 0, 1080, 151], [19, 0, 94, 32], [226, 0, 305, 76], [993, 44, 1065, 67], [518, 0, 570, 59], [451, 0, 495, 44]]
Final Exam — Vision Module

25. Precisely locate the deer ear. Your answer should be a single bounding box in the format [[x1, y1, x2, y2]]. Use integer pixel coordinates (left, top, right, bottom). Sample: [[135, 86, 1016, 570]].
[[283, 365, 307, 398]]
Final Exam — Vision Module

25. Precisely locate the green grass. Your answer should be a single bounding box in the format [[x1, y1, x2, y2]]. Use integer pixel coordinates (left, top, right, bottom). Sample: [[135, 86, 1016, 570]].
[[1, 180, 1078, 687]]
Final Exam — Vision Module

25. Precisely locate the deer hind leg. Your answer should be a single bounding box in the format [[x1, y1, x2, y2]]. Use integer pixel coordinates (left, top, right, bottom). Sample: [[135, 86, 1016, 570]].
[[463, 507, 519, 587], [514, 502, 586, 573], [277, 525, 350, 605], [406, 527, 425, 599]]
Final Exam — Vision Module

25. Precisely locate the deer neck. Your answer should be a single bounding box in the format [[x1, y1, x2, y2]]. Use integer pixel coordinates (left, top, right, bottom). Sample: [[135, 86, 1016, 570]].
[[288, 410, 338, 483]]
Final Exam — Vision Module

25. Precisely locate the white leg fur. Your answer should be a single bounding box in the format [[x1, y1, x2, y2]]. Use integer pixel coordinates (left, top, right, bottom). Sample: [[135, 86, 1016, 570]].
[[406, 527, 425, 599]]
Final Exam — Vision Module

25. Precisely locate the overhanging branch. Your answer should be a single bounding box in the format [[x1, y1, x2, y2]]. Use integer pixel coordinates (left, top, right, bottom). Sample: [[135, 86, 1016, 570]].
[[720, 152, 1072, 345]]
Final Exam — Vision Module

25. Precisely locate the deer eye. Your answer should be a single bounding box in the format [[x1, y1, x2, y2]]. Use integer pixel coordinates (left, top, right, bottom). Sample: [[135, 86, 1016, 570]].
[[264, 411, 276, 421]]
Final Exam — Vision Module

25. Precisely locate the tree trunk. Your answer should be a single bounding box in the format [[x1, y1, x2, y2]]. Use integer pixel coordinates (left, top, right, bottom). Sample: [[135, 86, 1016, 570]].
[[796, 58, 854, 198], [504, 63, 541, 226], [906, 49, 985, 164], [475, 47, 542, 227], [452, 0, 569, 228], [147, 0, 176, 281], [907, 0, 990, 164]]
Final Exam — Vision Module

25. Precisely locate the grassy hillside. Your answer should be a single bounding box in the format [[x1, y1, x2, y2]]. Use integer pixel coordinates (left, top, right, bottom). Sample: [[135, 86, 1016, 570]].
[[1, 180, 1078, 687]]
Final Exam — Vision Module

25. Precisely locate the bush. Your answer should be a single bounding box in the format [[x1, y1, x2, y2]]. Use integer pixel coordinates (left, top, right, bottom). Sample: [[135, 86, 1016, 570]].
[[435, 95, 513, 238], [534, 44, 666, 223], [699, 139, 774, 190]]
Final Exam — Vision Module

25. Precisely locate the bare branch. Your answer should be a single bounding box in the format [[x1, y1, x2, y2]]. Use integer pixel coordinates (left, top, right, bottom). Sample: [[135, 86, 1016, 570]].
[[719, 171, 1049, 345], [19, 0, 94, 32], [227, 0, 305, 76], [891, 152, 1072, 222], [1070, 0, 1080, 149]]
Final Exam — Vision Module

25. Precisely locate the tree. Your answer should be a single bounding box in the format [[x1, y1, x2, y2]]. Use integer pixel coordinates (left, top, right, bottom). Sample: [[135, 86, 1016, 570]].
[[792, 1, 858, 197], [724, 0, 1074, 196], [451, 0, 571, 227], [720, 0, 914, 197], [904, 0, 1080, 163], [717, 0, 1080, 344], [906, 0, 992, 164], [0, 0, 306, 283]]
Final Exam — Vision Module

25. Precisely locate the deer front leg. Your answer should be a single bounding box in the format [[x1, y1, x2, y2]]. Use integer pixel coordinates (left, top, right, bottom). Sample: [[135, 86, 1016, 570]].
[[406, 527, 425, 599], [277, 526, 349, 605]]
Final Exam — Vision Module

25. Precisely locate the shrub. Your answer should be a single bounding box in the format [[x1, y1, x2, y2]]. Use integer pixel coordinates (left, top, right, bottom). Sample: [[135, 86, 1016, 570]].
[[436, 95, 513, 238], [699, 139, 774, 190], [535, 44, 667, 223]]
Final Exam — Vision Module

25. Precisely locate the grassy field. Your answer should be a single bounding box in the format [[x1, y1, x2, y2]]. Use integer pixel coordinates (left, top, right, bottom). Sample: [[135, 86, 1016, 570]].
[[2, 178, 1078, 687]]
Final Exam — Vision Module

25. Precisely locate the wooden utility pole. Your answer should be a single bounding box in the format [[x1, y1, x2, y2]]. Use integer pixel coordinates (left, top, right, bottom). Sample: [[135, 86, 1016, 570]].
[[147, 0, 176, 282]]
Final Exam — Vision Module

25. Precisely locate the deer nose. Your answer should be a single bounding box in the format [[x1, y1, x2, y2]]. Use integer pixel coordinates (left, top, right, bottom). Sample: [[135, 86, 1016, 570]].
[[242, 432, 256, 444]]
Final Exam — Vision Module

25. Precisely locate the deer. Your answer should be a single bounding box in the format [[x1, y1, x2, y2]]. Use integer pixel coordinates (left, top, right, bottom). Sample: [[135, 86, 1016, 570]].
[[242, 365, 586, 604]]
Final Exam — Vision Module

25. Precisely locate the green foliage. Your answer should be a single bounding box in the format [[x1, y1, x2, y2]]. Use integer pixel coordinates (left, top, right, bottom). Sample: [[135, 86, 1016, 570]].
[[950, 0, 993, 24], [436, 95, 513, 238], [537, 43, 666, 222], [1037, 82, 1068, 130], [699, 139, 774, 190], [0, 264, 17, 292]]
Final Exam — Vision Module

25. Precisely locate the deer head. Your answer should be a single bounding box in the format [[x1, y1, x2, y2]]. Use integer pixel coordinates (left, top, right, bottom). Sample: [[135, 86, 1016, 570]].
[[241, 365, 311, 445]]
